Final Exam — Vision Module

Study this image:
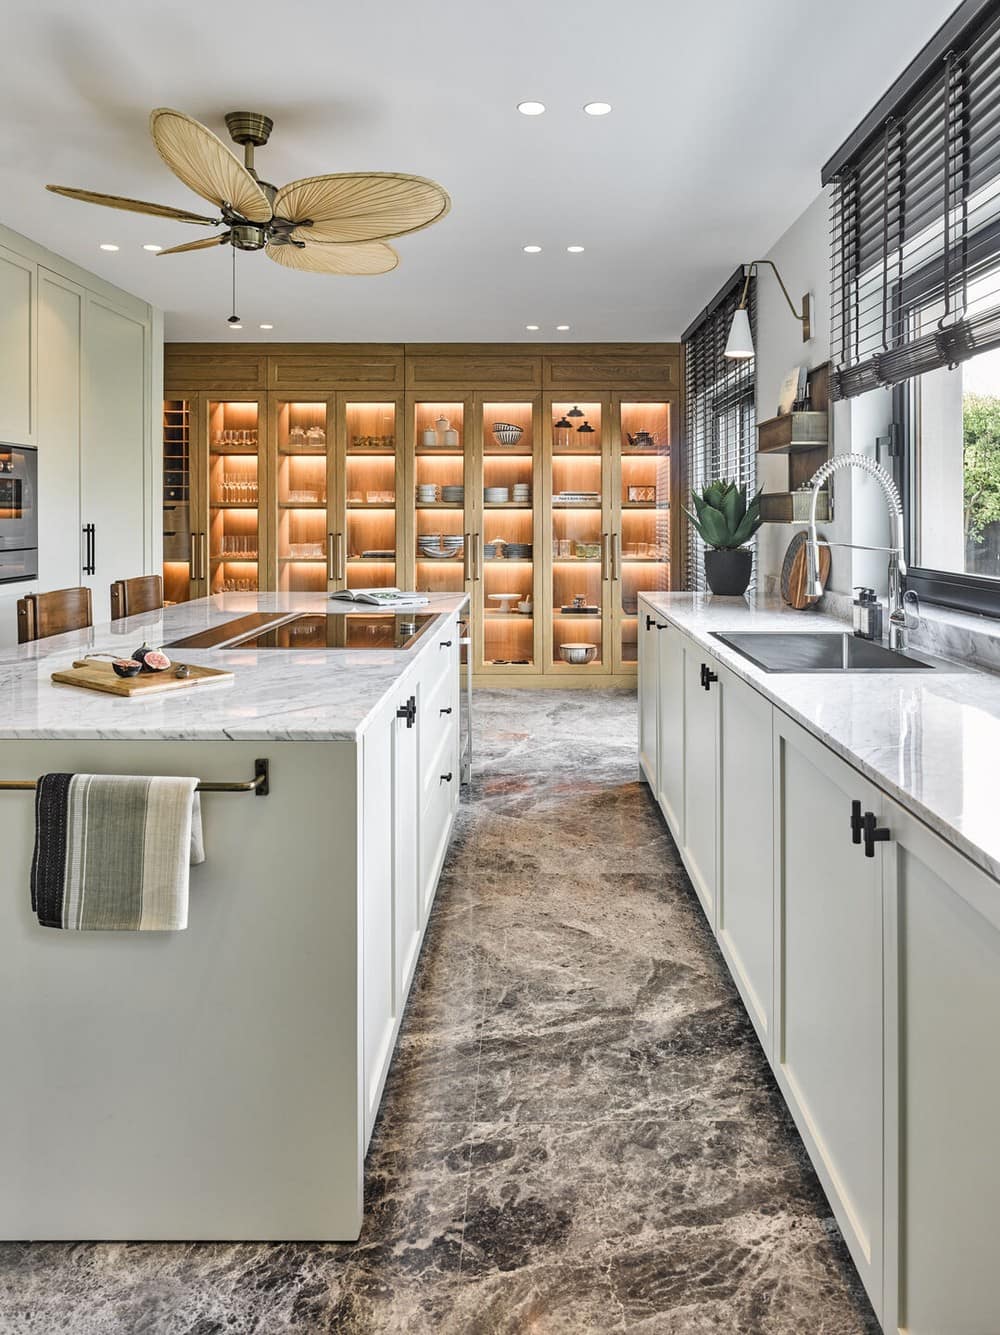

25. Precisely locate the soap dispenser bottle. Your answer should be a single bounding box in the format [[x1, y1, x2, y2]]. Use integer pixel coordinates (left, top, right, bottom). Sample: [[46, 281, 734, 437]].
[[853, 588, 883, 640]]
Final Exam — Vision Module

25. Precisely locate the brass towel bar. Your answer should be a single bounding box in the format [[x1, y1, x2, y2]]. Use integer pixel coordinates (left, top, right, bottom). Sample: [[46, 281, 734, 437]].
[[0, 758, 270, 797]]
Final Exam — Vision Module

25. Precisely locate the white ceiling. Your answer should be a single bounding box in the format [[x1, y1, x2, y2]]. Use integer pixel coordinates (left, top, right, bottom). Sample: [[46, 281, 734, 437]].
[[1, 0, 956, 342]]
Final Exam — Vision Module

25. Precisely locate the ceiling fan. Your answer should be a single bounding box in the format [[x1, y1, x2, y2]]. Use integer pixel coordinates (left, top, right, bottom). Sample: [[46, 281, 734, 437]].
[[46, 108, 451, 276]]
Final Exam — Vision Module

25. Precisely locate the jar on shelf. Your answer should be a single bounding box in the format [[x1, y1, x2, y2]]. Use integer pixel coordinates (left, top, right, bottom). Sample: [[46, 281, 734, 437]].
[[554, 416, 572, 450], [420, 423, 438, 448], [436, 415, 459, 448], [305, 426, 325, 449], [289, 424, 306, 448]]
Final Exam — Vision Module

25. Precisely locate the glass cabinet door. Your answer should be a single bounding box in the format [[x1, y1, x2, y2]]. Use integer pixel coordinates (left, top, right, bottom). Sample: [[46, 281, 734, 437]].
[[616, 400, 672, 668], [162, 397, 194, 602], [275, 399, 331, 593], [207, 399, 262, 595], [413, 401, 469, 594], [548, 400, 608, 672], [345, 401, 400, 591], [480, 401, 537, 671]]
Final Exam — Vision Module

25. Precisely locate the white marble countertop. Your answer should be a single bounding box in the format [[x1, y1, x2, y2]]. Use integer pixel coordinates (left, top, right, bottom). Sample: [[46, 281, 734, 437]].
[[0, 592, 469, 743], [641, 591, 1000, 883]]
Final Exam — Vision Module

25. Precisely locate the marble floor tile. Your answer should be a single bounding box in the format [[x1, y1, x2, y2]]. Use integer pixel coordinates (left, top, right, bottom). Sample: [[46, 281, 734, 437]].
[[0, 688, 880, 1334]]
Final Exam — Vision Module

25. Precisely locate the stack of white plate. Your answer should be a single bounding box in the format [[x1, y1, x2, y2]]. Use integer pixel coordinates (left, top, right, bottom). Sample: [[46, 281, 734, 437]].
[[485, 486, 510, 504], [416, 484, 439, 504], [512, 483, 531, 504], [418, 533, 464, 559], [441, 485, 464, 504]]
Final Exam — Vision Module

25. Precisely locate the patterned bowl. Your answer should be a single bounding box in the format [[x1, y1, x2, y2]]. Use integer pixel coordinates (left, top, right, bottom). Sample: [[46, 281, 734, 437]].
[[491, 422, 524, 447]]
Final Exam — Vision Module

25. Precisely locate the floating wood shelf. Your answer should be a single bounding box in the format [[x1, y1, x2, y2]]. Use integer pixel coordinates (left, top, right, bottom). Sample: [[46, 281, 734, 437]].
[[757, 410, 829, 455], [760, 490, 832, 524]]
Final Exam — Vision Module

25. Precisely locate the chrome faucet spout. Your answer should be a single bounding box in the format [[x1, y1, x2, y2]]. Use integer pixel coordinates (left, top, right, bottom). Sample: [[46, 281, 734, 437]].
[[802, 452, 915, 648]]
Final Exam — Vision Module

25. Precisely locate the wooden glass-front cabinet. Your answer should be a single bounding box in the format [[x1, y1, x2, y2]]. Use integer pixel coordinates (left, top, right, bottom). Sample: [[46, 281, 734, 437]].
[[163, 342, 679, 684]]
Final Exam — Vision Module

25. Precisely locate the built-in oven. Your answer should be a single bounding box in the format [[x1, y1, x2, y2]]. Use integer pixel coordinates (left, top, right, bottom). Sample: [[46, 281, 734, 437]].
[[0, 444, 38, 584]]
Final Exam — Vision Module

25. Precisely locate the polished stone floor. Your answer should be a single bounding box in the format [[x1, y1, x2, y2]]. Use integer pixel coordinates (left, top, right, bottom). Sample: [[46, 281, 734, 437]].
[[0, 689, 879, 1334]]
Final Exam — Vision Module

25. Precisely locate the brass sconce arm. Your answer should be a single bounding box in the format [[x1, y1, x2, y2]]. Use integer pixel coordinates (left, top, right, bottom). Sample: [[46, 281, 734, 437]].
[[737, 260, 811, 341]]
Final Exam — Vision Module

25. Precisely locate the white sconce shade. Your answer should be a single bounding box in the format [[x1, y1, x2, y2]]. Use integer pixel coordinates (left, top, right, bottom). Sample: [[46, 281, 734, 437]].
[[725, 306, 755, 359]]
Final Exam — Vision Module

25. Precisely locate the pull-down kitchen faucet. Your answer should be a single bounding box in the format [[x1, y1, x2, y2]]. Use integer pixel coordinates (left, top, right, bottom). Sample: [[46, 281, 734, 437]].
[[804, 452, 919, 651]]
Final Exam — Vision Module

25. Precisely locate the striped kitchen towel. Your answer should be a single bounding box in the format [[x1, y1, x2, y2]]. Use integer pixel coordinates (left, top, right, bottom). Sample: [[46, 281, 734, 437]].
[[30, 774, 205, 931]]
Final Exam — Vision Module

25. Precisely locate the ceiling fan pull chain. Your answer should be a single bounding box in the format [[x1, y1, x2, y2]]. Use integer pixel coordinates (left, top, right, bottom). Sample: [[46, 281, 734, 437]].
[[227, 244, 241, 328]]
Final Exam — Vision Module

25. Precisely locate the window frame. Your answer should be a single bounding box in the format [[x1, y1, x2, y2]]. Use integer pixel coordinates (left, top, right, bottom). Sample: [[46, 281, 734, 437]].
[[893, 221, 1000, 619]]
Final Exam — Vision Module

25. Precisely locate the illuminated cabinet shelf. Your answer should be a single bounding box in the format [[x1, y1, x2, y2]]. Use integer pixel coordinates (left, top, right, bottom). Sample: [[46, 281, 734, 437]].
[[164, 343, 679, 684], [162, 392, 403, 600]]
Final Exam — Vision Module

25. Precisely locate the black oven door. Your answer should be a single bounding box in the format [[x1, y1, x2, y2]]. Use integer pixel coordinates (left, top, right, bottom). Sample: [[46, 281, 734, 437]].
[[0, 444, 38, 552]]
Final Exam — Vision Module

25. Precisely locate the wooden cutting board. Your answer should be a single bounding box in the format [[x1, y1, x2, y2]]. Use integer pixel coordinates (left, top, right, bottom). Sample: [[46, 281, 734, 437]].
[[781, 531, 832, 610], [51, 658, 233, 697]]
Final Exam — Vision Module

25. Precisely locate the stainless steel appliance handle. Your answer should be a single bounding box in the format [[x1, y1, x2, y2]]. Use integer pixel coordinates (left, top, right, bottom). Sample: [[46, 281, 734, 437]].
[[459, 617, 473, 786], [82, 523, 96, 577]]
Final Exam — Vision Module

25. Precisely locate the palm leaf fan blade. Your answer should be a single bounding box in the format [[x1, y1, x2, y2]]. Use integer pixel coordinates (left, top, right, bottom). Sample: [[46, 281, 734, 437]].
[[265, 241, 399, 275], [273, 173, 450, 244], [149, 109, 271, 223], [156, 232, 231, 255], [45, 185, 219, 225]]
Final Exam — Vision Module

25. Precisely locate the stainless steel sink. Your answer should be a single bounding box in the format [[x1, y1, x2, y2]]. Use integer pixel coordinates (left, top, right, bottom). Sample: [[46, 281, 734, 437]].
[[710, 631, 936, 673]]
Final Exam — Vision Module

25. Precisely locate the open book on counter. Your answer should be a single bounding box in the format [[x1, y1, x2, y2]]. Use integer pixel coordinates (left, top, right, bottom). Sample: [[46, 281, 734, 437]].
[[330, 588, 431, 608]]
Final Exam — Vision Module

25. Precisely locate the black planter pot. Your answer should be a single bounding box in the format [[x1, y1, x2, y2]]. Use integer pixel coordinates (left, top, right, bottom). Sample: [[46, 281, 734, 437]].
[[704, 548, 752, 596]]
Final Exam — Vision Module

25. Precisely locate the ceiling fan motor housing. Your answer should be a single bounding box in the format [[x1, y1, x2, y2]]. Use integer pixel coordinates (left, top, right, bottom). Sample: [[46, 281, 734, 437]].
[[230, 223, 268, 251]]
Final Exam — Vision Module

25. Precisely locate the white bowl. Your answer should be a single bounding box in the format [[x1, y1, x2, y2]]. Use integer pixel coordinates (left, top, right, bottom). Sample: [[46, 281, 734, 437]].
[[559, 642, 597, 665]]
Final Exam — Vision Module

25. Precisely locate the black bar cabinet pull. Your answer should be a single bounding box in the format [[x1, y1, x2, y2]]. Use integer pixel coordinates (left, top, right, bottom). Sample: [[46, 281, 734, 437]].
[[82, 523, 96, 576], [657, 622, 669, 630], [850, 800, 864, 844], [862, 810, 890, 858], [439, 706, 452, 716], [701, 663, 718, 690], [440, 640, 453, 649], [396, 695, 417, 728], [440, 771, 453, 783], [645, 614, 655, 631]]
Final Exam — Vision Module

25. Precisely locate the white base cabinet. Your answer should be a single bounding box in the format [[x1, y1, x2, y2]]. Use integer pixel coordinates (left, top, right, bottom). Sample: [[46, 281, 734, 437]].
[[637, 595, 1000, 1330]]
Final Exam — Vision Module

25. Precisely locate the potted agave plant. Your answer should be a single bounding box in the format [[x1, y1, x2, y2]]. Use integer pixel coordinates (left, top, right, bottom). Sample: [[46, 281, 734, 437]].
[[685, 480, 763, 596]]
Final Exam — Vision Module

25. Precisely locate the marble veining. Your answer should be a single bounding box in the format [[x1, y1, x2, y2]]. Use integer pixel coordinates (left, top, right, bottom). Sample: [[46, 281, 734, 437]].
[[0, 592, 468, 743], [0, 690, 878, 1334], [643, 590, 1000, 884]]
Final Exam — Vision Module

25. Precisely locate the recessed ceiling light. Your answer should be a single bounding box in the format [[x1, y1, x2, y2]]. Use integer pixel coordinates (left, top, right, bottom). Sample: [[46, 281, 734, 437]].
[[259, 323, 273, 330], [522, 244, 542, 253], [556, 324, 571, 331], [567, 245, 585, 253], [525, 324, 540, 331], [99, 243, 119, 251], [143, 243, 163, 252], [517, 101, 546, 116], [583, 102, 612, 116]]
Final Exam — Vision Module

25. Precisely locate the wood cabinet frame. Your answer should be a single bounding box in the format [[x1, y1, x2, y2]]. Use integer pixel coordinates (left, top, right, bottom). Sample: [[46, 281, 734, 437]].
[[165, 343, 680, 685]]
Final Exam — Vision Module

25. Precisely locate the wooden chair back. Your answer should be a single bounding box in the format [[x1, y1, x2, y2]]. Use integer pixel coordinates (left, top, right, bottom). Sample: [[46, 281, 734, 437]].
[[17, 587, 93, 644], [110, 574, 164, 620]]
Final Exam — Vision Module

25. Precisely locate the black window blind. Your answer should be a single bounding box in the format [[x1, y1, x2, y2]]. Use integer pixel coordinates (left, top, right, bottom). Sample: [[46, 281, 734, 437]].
[[829, 1, 1000, 399], [682, 272, 757, 590]]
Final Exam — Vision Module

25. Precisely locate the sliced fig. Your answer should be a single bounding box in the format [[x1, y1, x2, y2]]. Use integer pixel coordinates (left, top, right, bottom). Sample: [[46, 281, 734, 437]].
[[141, 650, 172, 672], [112, 658, 142, 678]]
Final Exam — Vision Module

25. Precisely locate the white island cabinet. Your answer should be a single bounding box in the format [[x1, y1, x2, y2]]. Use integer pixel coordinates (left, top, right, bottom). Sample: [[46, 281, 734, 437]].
[[0, 592, 466, 1242], [637, 592, 1000, 1331]]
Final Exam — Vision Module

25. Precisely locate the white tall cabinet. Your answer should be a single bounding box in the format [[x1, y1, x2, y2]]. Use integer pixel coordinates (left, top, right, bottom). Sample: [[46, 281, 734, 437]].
[[0, 224, 160, 641], [638, 595, 1000, 1331]]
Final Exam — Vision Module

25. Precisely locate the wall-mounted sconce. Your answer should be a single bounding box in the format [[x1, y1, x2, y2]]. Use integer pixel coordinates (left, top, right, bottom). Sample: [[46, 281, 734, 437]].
[[724, 260, 811, 359]]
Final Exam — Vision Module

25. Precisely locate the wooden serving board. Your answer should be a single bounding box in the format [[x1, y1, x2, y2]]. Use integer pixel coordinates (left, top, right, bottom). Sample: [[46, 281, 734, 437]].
[[51, 659, 233, 697], [781, 531, 832, 610]]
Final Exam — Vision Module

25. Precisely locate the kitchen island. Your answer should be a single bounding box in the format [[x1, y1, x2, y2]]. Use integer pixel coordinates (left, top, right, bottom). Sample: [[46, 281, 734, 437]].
[[0, 592, 468, 1242]]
